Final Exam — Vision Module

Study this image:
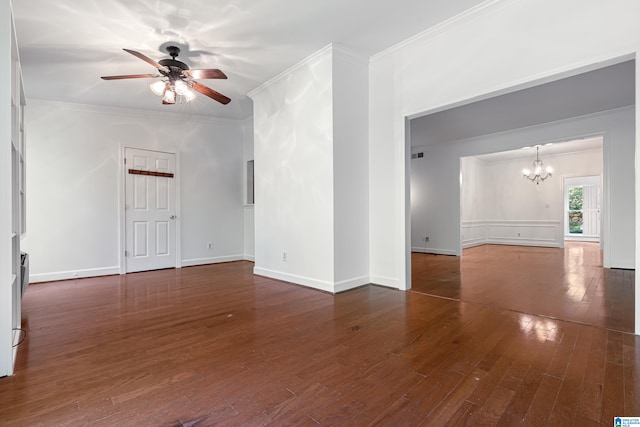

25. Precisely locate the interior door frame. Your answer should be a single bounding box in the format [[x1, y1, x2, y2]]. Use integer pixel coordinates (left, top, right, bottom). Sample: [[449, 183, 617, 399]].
[[562, 174, 602, 242], [118, 145, 182, 274]]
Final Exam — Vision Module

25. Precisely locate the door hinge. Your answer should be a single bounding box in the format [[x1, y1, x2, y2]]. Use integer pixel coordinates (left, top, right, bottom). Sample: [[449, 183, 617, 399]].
[[125, 250, 128, 257]]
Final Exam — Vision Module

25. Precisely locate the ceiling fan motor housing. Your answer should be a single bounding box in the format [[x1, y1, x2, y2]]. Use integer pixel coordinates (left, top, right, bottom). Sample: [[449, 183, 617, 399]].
[[159, 58, 189, 71], [159, 46, 189, 74]]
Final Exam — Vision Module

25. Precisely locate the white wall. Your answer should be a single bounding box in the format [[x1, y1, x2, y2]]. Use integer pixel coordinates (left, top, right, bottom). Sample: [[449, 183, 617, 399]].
[[250, 46, 336, 290], [22, 100, 245, 282], [460, 156, 486, 221], [332, 49, 370, 290], [249, 44, 370, 293], [242, 116, 255, 261], [483, 149, 603, 220]]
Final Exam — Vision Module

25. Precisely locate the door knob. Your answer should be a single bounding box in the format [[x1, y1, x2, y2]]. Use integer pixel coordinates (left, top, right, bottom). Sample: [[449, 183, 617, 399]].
[[170, 215, 176, 220]]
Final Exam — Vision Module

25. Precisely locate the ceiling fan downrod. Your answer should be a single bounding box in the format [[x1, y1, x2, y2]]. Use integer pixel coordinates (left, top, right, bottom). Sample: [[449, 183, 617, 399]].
[[165, 45, 180, 59]]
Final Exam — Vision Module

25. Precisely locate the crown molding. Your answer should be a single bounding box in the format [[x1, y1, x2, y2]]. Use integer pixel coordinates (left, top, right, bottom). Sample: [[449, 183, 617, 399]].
[[332, 44, 369, 66], [26, 98, 246, 125], [248, 44, 332, 98], [248, 43, 337, 98], [248, 43, 368, 99], [371, 0, 519, 62]]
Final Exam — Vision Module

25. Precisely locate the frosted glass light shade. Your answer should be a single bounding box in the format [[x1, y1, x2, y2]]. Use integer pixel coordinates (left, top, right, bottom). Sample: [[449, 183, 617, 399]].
[[162, 88, 176, 104], [183, 89, 196, 101], [150, 81, 166, 96], [174, 80, 188, 95]]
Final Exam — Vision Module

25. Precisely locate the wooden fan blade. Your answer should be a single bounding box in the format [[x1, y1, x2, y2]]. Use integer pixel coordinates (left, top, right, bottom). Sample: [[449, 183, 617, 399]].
[[101, 74, 160, 80], [190, 82, 231, 105], [123, 48, 168, 72], [182, 69, 227, 79]]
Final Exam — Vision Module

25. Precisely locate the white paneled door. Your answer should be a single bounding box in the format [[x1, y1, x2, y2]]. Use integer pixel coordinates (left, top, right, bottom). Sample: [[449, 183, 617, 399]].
[[581, 184, 600, 237], [125, 148, 177, 273]]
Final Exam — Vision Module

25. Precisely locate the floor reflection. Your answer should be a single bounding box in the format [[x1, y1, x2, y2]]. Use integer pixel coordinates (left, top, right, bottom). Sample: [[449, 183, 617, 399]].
[[518, 314, 558, 342], [411, 242, 634, 332]]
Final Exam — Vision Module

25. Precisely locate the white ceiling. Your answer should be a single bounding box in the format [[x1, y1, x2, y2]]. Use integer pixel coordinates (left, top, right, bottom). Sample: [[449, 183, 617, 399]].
[[11, 0, 486, 120]]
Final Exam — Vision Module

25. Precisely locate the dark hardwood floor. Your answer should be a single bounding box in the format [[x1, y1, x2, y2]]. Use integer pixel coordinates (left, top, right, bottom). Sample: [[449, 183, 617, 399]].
[[0, 245, 638, 425], [412, 242, 635, 333]]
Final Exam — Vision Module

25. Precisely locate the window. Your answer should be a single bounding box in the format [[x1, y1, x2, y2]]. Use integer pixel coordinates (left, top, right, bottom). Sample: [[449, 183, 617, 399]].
[[568, 186, 583, 234]]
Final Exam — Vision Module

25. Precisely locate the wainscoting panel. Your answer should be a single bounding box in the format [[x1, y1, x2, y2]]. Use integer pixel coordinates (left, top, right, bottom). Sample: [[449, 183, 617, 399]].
[[462, 220, 562, 248], [460, 221, 489, 248]]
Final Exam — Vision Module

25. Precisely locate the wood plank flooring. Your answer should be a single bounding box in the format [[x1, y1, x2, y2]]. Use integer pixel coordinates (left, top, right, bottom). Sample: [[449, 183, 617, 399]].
[[0, 246, 638, 425], [412, 242, 635, 332]]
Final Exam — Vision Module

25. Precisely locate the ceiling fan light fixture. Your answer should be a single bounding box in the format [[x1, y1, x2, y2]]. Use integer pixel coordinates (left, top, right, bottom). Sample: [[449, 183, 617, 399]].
[[150, 80, 167, 96], [183, 89, 197, 102], [162, 87, 176, 104], [174, 80, 189, 95]]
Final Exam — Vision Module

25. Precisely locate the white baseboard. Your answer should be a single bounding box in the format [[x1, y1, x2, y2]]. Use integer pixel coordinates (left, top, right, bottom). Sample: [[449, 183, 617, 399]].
[[461, 238, 486, 249], [485, 239, 562, 248], [252, 268, 369, 293], [564, 235, 599, 242], [411, 247, 458, 256], [334, 275, 371, 293], [181, 255, 246, 267], [253, 267, 335, 293], [243, 254, 255, 262], [30, 266, 120, 283], [30, 255, 253, 283], [370, 274, 401, 289]]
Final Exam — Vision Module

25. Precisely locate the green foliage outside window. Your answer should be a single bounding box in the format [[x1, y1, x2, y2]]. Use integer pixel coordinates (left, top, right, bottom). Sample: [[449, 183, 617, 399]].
[[568, 186, 583, 234]]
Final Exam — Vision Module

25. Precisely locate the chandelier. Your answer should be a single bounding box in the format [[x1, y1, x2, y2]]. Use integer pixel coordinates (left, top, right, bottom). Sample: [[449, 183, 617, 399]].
[[522, 145, 552, 185]]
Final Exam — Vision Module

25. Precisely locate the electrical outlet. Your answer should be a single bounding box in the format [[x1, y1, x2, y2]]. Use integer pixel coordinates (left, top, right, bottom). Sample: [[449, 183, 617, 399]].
[[282, 251, 287, 262], [207, 242, 212, 249]]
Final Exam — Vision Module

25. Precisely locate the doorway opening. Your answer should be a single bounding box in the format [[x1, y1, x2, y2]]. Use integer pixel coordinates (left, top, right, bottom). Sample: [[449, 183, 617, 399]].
[[456, 137, 604, 252], [407, 60, 633, 330], [564, 175, 601, 242]]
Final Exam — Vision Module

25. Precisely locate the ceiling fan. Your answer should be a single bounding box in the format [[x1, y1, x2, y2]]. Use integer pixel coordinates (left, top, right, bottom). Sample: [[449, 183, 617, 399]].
[[101, 46, 230, 105]]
